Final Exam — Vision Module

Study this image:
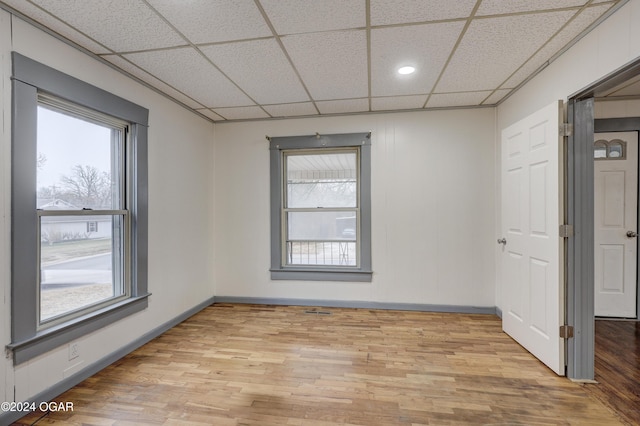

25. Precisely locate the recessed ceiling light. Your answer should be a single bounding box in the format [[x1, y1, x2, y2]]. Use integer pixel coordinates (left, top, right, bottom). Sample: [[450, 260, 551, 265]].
[[398, 66, 416, 75]]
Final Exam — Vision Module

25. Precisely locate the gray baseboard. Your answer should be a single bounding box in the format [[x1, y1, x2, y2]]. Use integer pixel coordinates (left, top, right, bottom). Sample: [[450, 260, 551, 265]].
[[213, 296, 498, 315], [0, 296, 215, 426]]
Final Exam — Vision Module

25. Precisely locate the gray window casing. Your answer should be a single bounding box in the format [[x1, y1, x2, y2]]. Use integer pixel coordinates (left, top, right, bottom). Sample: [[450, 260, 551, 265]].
[[269, 132, 372, 282], [8, 52, 149, 364]]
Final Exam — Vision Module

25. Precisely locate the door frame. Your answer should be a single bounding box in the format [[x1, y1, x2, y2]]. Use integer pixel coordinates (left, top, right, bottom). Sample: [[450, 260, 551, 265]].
[[567, 57, 640, 380]]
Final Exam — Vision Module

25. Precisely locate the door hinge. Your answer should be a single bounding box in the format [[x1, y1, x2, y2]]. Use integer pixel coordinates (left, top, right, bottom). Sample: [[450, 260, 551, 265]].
[[560, 325, 574, 339], [559, 224, 574, 238], [560, 123, 573, 137]]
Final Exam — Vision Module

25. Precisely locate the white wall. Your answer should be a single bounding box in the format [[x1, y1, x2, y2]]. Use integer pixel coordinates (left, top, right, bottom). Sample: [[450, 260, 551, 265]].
[[595, 99, 640, 118], [0, 13, 215, 403], [495, 0, 640, 309], [213, 109, 496, 308]]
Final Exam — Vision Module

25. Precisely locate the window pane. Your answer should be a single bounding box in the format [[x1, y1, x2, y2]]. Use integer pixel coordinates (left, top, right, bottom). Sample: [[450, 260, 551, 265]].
[[609, 140, 624, 158], [286, 210, 357, 266], [286, 152, 357, 208], [286, 240, 357, 266], [37, 105, 122, 210], [594, 141, 607, 159], [287, 211, 357, 241], [40, 215, 125, 322]]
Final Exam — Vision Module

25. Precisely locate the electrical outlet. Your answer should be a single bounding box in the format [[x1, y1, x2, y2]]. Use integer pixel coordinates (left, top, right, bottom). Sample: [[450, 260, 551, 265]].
[[68, 343, 79, 361]]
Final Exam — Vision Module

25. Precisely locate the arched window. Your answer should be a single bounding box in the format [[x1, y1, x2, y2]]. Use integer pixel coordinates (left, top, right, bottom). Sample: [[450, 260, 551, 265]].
[[609, 139, 625, 158], [594, 140, 607, 159], [594, 138, 626, 160]]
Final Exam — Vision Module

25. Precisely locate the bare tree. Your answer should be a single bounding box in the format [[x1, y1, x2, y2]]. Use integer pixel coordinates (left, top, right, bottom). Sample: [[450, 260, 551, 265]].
[[60, 165, 112, 208], [37, 152, 47, 170]]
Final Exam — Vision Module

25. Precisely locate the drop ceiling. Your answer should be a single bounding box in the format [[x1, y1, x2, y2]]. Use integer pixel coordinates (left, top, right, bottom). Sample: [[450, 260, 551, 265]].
[[0, 0, 630, 122]]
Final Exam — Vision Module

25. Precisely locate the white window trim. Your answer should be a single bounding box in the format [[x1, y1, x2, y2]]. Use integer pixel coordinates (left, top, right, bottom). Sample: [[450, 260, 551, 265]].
[[269, 132, 372, 282], [8, 52, 149, 364]]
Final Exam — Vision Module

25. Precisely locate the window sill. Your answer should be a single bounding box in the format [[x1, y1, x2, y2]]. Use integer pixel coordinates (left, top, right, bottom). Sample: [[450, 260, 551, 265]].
[[7, 294, 150, 365], [270, 268, 372, 282]]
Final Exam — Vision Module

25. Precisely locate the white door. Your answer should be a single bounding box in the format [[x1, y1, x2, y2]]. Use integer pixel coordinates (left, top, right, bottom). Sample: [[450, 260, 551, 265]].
[[501, 100, 564, 375], [594, 131, 638, 318]]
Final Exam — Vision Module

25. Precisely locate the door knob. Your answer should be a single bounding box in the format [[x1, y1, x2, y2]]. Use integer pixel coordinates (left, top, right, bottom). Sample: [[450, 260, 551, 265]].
[[497, 238, 507, 245], [626, 231, 637, 238]]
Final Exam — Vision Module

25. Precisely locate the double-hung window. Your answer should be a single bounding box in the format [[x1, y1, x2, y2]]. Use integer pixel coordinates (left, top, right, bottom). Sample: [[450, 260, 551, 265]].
[[36, 98, 129, 324], [9, 53, 149, 364], [270, 132, 372, 282]]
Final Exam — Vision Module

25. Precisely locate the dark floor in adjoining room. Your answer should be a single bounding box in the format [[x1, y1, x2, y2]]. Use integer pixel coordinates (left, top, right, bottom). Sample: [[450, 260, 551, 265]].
[[581, 319, 640, 426]]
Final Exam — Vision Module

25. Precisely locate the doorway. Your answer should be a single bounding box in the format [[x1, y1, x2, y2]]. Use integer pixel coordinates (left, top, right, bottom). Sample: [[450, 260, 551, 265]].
[[593, 130, 638, 319], [567, 57, 640, 380]]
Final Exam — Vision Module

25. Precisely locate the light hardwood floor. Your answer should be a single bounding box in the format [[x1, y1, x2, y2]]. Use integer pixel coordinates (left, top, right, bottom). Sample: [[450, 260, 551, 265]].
[[16, 304, 625, 425]]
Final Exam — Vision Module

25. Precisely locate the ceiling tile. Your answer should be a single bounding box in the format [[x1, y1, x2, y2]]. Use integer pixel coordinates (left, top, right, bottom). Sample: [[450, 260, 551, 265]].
[[436, 11, 574, 93], [260, 0, 365, 35], [195, 109, 225, 121], [124, 47, 253, 108], [213, 106, 270, 120], [30, 0, 185, 52], [282, 30, 368, 100], [482, 89, 512, 105], [316, 98, 369, 114], [372, 95, 427, 111], [502, 4, 613, 89], [263, 102, 318, 118], [200, 39, 309, 104], [427, 91, 492, 108], [102, 55, 205, 109], [476, 0, 587, 16], [370, 0, 476, 26], [147, 0, 271, 44], [371, 22, 464, 97], [2, 0, 111, 54], [4, 0, 628, 120]]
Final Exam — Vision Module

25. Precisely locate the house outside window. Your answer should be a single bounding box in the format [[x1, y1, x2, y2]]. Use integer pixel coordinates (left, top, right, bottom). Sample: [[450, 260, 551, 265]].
[[9, 53, 149, 364], [269, 132, 372, 282]]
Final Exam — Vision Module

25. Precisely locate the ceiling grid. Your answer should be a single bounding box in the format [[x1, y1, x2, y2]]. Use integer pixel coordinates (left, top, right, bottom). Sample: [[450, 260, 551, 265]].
[[0, 0, 629, 122]]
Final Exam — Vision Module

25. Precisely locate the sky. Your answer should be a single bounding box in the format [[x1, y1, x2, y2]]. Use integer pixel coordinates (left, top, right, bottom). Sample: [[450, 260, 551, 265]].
[[36, 106, 114, 190]]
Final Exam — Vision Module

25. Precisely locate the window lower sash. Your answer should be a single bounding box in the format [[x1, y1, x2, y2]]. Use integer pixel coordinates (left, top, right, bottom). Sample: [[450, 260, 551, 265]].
[[36, 210, 130, 329]]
